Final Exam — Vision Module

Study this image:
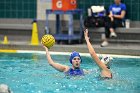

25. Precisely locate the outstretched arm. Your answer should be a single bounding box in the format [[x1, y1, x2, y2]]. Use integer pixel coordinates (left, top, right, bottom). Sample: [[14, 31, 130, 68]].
[[43, 46, 69, 72], [84, 29, 110, 72]]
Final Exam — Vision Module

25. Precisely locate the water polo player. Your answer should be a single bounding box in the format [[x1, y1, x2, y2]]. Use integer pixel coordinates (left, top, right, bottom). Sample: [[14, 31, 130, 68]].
[[84, 28, 112, 79], [42, 31, 113, 78], [43, 45, 85, 76]]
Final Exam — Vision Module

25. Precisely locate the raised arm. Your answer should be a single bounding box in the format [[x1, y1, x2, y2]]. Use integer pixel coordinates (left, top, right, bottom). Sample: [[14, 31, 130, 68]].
[[43, 46, 69, 72], [84, 29, 110, 72]]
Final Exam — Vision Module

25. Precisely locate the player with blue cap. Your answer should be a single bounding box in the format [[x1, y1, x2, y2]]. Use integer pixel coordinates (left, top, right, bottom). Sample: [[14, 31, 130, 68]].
[[65, 51, 84, 76], [69, 51, 82, 64], [42, 29, 113, 79], [42, 45, 85, 76]]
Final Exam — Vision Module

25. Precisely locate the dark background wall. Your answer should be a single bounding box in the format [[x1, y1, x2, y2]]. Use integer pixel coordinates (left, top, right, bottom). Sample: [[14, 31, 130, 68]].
[[0, 0, 139, 21], [0, 0, 36, 18]]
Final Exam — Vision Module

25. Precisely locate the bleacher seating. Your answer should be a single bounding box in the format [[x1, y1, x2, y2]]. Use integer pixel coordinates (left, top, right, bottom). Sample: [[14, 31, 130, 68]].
[[88, 27, 140, 44]]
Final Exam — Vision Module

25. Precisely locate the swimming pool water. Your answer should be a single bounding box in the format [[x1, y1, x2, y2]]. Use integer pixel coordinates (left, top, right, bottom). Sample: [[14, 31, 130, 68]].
[[0, 53, 140, 93]]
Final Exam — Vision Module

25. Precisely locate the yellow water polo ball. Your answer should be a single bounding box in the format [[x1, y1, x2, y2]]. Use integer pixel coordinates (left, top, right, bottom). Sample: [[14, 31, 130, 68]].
[[41, 34, 55, 48]]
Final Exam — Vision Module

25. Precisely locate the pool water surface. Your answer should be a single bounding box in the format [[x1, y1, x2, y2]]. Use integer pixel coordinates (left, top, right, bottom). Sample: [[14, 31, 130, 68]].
[[0, 53, 140, 93]]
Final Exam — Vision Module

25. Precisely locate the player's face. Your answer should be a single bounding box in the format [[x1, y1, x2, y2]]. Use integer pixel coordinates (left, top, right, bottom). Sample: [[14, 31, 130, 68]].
[[72, 57, 81, 68], [114, 0, 121, 4]]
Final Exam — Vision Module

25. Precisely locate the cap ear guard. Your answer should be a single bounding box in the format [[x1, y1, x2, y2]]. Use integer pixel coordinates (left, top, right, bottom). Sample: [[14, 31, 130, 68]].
[[101, 55, 113, 65]]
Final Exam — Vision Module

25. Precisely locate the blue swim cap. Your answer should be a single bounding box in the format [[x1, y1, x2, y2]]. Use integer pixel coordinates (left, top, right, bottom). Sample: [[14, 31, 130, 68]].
[[69, 51, 82, 64]]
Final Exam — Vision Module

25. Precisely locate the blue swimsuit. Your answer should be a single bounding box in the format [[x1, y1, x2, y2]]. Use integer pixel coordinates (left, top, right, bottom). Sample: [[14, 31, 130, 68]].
[[65, 68, 84, 76]]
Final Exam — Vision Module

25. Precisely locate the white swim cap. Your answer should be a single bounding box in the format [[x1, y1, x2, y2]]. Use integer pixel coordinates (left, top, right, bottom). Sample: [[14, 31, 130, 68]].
[[101, 55, 113, 65], [0, 84, 11, 93]]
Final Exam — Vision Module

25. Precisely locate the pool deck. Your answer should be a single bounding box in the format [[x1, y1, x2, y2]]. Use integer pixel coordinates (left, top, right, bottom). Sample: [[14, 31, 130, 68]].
[[0, 41, 140, 56]]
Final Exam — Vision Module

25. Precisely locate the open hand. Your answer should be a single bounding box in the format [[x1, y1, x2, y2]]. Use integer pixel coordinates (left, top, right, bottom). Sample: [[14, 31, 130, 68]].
[[84, 28, 89, 40]]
